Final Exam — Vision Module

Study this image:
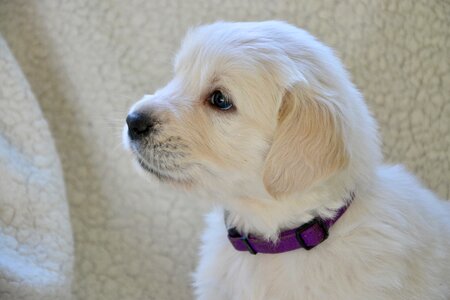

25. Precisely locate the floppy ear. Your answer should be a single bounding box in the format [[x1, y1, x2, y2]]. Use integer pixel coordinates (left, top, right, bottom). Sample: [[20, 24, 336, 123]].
[[262, 84, 348, 198]]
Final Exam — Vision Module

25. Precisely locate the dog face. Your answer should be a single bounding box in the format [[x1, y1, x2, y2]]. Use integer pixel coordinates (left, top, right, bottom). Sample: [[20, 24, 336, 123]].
[[123, 21, 371, 199]]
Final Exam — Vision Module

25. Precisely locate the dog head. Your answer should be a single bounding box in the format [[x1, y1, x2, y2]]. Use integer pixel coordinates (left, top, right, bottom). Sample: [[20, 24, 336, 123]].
[[123, 21, 380, 200]]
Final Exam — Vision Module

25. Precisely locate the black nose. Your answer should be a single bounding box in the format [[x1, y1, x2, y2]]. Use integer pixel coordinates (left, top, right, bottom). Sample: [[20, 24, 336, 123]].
[[126, 112, 155, 139]]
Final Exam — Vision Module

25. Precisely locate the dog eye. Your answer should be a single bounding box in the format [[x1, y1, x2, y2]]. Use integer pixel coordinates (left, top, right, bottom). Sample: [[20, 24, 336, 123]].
[[209, 90, 233, 110]]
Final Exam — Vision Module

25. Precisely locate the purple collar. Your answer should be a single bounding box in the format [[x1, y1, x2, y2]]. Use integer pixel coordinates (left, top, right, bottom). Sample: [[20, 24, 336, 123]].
[[227, 192, 354, 255]]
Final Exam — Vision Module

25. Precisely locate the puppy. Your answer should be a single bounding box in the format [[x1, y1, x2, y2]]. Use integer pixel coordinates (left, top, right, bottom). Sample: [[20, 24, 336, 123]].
[[123, 21, 450, 300]]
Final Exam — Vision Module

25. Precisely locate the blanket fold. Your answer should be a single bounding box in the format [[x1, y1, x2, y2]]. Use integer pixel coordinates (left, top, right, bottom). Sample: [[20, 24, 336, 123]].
[[0, 36, 74, 300]]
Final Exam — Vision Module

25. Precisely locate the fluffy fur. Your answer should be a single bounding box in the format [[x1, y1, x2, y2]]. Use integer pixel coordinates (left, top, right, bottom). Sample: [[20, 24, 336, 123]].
[[123, 21, 450, 299]]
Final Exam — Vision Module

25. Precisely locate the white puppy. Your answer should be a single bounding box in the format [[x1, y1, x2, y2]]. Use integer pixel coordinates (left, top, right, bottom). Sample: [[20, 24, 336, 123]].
[[123, 21, 450, 299]]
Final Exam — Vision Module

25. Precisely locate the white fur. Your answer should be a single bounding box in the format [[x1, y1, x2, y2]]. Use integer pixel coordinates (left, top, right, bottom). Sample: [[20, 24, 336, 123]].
[[124, 21, 450, 299]]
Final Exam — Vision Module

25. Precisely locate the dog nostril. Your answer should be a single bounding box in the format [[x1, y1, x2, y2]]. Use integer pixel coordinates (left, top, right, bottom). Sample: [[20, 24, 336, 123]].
[[126, 112, 154, 139]]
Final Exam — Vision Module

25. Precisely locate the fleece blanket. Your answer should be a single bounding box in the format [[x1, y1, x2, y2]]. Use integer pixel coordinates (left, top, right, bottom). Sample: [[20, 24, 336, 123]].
[[0, 1, 448, 299]]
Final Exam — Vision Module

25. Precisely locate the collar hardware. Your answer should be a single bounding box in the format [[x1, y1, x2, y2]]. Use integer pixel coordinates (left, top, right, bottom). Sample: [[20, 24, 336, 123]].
[[240, 237, 258, 255], [295, 217, 329, 250]]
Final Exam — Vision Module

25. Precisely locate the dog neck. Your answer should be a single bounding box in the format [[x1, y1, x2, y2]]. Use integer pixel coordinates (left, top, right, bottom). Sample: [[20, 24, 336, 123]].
[[221, 168, 366, 241]]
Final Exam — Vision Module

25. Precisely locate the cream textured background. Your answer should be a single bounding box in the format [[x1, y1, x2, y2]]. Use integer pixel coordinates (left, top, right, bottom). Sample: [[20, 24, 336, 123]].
[[0, 1, 449, 299]]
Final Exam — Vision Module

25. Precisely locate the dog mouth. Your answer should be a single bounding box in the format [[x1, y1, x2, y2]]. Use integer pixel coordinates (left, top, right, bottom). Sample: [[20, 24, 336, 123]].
[[136, 155, 179, 182], [130, 141, 192, 184]]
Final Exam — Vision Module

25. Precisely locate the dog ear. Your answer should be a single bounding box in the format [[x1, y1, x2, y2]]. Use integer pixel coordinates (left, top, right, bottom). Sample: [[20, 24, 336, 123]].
[[262, 84, 348, 198]]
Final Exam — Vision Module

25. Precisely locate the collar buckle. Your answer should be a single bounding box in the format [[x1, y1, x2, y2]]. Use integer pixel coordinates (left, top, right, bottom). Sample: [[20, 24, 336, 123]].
[[228, 228, 258, 255], [295, 218, 329, 250], [240, 237, 257, 255]]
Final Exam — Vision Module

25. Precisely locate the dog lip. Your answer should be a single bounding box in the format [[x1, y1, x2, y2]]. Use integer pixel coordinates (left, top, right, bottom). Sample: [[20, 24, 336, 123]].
[[137, 158, 170, 180], [134, 152, 191, 184], [128, 137, 193, 184], [136, 157, 177, 182]]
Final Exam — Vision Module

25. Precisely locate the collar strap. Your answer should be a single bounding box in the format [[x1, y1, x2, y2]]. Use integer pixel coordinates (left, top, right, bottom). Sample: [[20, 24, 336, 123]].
[[227, 192, 354, 255]]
